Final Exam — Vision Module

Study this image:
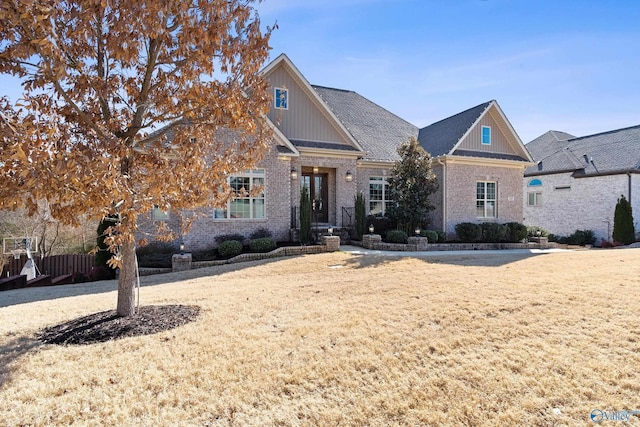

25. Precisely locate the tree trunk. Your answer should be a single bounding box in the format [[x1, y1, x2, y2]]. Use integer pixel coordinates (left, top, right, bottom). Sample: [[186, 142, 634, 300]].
[[117, 239, 137, 317]]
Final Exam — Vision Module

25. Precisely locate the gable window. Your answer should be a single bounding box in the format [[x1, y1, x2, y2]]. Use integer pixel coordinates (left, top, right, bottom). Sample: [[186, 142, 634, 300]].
[[369, 176, 392, 216], [476, 181, 496, 217], [481, 126, 491, 145], [528, 178, 542, 187], [274, 87, 288, 110], [214, 169, 265, 219]]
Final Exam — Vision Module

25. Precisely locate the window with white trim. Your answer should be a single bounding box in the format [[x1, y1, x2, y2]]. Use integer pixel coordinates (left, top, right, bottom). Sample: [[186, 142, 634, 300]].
[[527, 178, 542, 207], [369, 176, 392, 216], [476, 181, 496, 217], [274, 87, 288, 110], [214, 169, 265, 219], [481, 126, 491, 145]]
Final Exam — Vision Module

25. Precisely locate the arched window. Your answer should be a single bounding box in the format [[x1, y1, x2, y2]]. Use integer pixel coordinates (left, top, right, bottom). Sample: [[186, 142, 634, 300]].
[[528, 178, 542, 187]]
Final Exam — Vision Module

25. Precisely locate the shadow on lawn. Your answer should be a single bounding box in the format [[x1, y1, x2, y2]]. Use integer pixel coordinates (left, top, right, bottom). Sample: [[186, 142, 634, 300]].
[[0, 334, 42, 387], [341, 250, 551, 269], [0, 257, 284, 309]]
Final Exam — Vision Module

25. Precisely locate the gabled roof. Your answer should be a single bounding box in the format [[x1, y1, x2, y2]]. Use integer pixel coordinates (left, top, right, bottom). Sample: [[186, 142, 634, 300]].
[[417, 101, 492, 157], [311, 85, 418, 162], [525, 125, 640, 176]]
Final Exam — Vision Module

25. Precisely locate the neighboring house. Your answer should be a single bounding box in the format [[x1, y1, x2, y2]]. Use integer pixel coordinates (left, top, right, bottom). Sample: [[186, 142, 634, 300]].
[[523, 125, 640, 243], [149, 54, 534, 250]]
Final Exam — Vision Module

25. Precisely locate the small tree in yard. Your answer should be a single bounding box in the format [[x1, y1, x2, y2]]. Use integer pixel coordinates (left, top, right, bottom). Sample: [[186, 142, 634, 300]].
[[354, 192, 366, 239], [0, 1, 274, 316], [299, 186, 312, 244], [386, 137, 439, 232], [613, 195, 635, 245]]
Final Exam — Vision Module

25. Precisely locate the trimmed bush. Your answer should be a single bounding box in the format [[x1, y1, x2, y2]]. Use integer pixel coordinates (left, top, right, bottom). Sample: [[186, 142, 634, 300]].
[[568, 229, 596, 246], [218, 240, 242, 258], [436, 231, 446, 243], [481, 222, 506, 242], [420, 230, 438, 243], [386, 229, 408, 244], [366, 215, 397, 239], [249, 237, 276, 253], [300, 186, 312, 244], [136, 241, 176, 268], [527, 226, 549, 238], [503, 222, 528, 243], [455, 222, 482, 242], [250, 228, 272, 240], [214, 233, 244, 245], [613, 195, 635, 245], [191, 248, 217, 262]]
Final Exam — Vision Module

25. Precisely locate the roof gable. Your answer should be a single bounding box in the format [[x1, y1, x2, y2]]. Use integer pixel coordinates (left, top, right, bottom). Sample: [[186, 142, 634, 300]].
[[525, 130, 576, 160], [261, 54, 364, 154], [418, 100, 532, 162]]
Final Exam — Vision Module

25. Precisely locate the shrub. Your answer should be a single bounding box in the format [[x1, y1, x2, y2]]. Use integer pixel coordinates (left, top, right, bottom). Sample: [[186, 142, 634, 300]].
[[214, 233, 244, 245], [600, 239, 614, 248], [420, 230, 438, 243], [72, 271, 89, 283], [503, 222, 528, 243], [89, 265, 116, 282], [136, 241, 176, 268], [613, 195, 635, 245], [355, 192, 366, 239], [191, 248, 217, 262], [567, 229, 596, 246], [386, 229, 408, 244], [300, 186, 312, 244], [249, 237, 276, 253], [218, 240, 242, 258], [547, 234, 558, 242], [250, 228, 272, 240], [455, 222, 481, 242], [436, 231, 446, 243], [481, 222, 506, 242], [527, 226, 549, 238], [366, 215, 397, 239]]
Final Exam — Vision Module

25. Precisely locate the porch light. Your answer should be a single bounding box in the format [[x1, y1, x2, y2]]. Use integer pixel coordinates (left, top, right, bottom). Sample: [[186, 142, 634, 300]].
[[290, 167, 298, 180], [415, 227, 421, 236], [313, 166, 319, 174], [369, 224, 374, 234], [179, 243, 185, 254], [328, 227, 334, 236], [345, 171, 353, 182]]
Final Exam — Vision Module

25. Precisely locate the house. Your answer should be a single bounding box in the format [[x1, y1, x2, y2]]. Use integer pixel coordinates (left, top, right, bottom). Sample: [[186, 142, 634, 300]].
[[154, 54, 534, 250], [523, 125, 640, 243]]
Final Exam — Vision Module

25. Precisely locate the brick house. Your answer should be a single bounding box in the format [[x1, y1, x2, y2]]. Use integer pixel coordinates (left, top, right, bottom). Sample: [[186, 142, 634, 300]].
[[148, 54, 534, 250], [523, 125, 640, 242]]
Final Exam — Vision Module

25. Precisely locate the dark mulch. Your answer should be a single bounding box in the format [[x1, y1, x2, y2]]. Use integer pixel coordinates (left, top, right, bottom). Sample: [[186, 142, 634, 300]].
[[37, 304, 201, 346]]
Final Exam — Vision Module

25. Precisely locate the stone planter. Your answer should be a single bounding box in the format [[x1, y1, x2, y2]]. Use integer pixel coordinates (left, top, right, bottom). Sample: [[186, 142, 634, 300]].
[[322, 235, 340, 252], [362, 234, 382, 249], [172, 253, 192, 272]]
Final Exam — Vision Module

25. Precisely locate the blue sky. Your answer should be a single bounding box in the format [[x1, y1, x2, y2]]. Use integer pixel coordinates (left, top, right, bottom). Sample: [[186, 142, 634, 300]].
[[1, 1, 638, 143], [256, 0, 640, 143]]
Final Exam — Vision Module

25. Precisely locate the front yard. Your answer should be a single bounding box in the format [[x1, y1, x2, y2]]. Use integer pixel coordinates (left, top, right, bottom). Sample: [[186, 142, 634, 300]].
[[1, 249, 639, 426]]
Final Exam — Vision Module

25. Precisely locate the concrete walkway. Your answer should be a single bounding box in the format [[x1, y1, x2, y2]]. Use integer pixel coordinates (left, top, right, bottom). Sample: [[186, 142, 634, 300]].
[[340, 245, 573, 257]]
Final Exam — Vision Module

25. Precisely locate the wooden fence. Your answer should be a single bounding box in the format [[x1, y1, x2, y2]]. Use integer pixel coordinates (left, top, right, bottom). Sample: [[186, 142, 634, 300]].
[[2, 254, 94, 278]]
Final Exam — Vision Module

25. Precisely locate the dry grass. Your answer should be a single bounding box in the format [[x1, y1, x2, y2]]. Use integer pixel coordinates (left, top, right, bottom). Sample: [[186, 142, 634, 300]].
[[1, 248, 640, 426]]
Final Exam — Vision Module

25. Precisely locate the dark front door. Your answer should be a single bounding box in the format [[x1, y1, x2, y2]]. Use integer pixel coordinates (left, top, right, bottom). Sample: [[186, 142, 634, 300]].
[[302, 173, 329, 223]]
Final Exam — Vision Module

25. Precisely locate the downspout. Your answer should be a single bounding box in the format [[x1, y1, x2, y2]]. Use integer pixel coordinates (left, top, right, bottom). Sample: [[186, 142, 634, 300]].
[[437, 157, 447, 233], [628, 173, 632, 205]]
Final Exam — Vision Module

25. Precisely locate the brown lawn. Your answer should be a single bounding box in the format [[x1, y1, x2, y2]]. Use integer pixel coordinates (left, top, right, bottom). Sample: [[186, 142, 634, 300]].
[[1, 248, 639, 426]]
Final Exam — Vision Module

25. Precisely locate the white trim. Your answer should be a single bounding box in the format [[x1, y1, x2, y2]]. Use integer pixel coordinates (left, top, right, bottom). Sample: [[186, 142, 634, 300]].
[[481, 125, 491, 145], [297, 146, 362, 159], [439, 154, 535, 169], [265, 116, 300, 157], [357, 160, 394, 169], [274, 87, 288, 110]]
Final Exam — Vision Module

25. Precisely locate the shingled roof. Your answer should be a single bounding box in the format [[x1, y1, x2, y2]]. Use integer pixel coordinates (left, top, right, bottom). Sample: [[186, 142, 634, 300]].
[[525, 125, 640, 177], [417, 101, 492, 157], [311, 85, 418, 162], [525, 130, 576, 160]]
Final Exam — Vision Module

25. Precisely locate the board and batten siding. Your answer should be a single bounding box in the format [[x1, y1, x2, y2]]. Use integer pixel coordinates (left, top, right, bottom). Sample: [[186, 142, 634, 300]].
[[266, 66, 348, 144], [456, 108, 521, 156]]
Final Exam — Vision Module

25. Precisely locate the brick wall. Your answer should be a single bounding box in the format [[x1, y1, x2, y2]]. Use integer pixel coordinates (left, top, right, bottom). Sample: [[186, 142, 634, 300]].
[[445, 163, 524, 236], [523, 172, 635, 242]]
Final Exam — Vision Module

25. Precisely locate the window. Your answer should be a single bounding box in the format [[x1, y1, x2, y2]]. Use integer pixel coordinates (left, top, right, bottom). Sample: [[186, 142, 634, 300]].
[[214, 169, 265, 219], [476, 181, 496, 217], [274, 87, 288, 110], [528, 178, 542, 187], [481, 126, 491, 145], [152, 206, 169, 221], [528, 192, 542, 206], [369, 176, 392, 216]]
